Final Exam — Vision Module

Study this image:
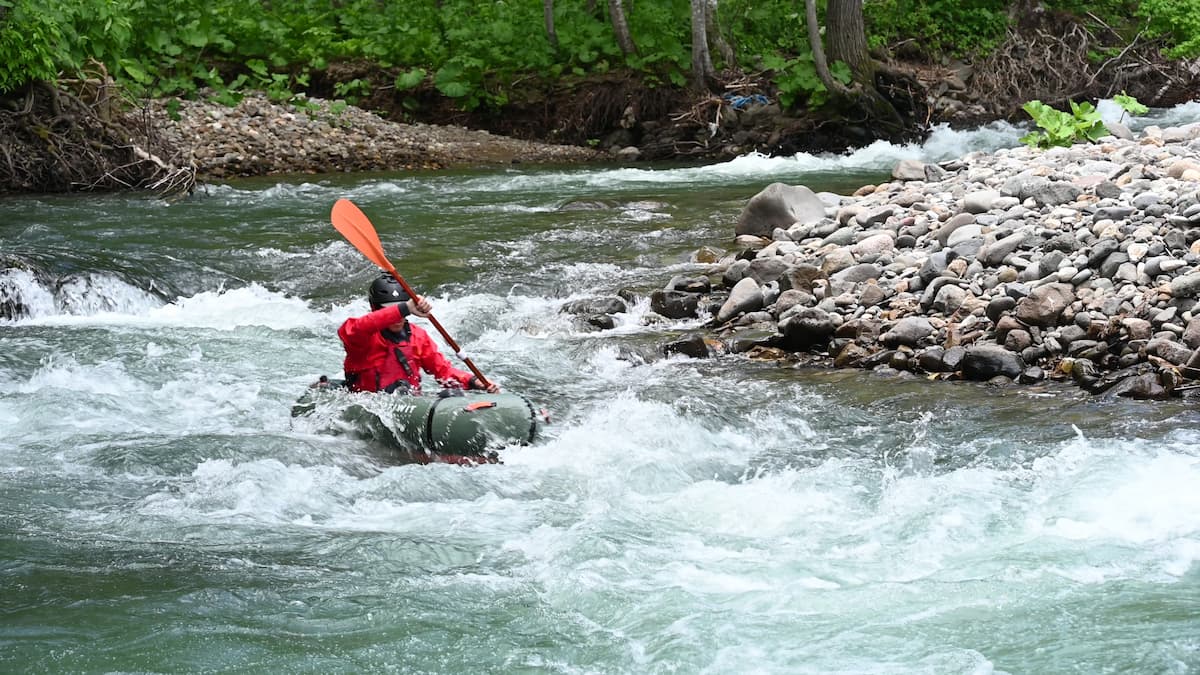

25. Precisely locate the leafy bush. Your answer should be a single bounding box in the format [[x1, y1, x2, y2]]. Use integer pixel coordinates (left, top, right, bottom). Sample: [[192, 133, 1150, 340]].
[[1019, 94, 1147, 148], [0, 0, 1194, 118], [864, 0, 1009, 57], [1137, 0, 1200, 57], [719, 0, 852, 107], [0, 0, 134, 92], [1019, 100, 1105, 148], [1111, 92, 1150, 120], [719, 0, 813, 65]]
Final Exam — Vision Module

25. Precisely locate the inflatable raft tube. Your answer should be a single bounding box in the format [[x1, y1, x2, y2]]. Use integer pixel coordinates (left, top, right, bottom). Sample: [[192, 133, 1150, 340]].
[[293, 384, 546, 463]]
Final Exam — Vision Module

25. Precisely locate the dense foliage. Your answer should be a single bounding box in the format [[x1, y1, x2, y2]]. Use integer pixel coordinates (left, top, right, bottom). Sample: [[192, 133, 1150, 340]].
[[1137, 0, 1200, 58], [0, 0, 1195, 110], [863, 0, 1011, 56], [0, 0, 133, 92]]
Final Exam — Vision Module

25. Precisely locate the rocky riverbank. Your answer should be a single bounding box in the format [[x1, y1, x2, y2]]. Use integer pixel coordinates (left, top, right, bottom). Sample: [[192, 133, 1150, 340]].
[[10, 80, 1200, 401], [142, 93, 612, 180], [151, 94, 1200, 400], [567, 120, 1200, 399]]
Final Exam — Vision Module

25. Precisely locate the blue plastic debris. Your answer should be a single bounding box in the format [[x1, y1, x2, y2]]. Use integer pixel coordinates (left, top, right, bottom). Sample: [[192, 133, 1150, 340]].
[[723, 93, 770, 110]]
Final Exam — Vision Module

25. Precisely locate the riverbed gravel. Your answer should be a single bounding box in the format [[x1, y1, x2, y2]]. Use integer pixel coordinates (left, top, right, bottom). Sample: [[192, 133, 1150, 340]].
[[143, 93, 608, 179]]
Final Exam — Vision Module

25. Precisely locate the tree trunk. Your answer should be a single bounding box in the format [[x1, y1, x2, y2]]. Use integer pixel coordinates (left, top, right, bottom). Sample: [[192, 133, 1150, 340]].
[[825, 0, 873, 85], [804, 0, 853, 97], [690, 0, 715, 89], [804, 0, 903, 131], [544, 0, 559, 51], [608, 0, 637, 55], [706, 0, 736, 68]]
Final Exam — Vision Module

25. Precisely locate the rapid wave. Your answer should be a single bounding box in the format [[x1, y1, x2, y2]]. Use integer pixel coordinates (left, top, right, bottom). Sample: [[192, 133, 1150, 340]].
[[1, 268, 163, 321], [4, 101, 1199, 673]]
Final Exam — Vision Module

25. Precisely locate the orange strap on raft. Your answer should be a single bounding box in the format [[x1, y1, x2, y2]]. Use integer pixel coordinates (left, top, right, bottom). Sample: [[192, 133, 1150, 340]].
[[464, 401, 497, 412]]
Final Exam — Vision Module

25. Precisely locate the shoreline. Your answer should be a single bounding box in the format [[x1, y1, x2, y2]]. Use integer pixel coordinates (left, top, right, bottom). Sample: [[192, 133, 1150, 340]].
[[10, 91, 1200, 401], [676, 121, 1200, 399], [141, 93, 612, 182], [540, 119, 1200, 399]]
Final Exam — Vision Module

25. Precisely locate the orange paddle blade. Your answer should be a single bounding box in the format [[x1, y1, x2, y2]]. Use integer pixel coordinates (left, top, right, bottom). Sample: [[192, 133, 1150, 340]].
[[329, 198, 492, 389], [331, 198, 393, 273]]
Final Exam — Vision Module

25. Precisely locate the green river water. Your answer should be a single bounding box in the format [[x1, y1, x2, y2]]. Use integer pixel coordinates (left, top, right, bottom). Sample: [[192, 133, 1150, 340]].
[[2, 115, 1199, 673]]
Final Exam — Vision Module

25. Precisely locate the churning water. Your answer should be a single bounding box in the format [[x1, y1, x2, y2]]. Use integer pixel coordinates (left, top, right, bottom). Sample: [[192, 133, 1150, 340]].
[[2, 108, 1199, 673]]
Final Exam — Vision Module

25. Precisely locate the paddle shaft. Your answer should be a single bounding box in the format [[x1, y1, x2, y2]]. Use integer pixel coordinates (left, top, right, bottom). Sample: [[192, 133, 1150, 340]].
[[331, 199, 492, 389]]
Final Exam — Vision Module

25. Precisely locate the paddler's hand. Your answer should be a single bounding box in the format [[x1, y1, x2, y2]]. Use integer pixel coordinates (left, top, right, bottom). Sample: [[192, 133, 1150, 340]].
[[405, 297, 433, 318], [470, 376, 500, 393]]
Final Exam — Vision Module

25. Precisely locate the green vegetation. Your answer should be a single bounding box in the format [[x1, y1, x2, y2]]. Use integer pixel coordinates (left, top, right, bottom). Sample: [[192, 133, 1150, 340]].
[[1019, 93, 1148, 148], [0, 0, 1194, 112], [1019, 100, 1107, 148], [717, 0, 852, 107], [0, 0, 133, 92], [1137, 0, 1200, 58], [863, 0, 1010, 57]]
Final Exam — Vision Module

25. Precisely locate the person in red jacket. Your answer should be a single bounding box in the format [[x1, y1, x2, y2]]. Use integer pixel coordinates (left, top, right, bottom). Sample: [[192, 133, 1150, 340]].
[[338, 273, 499, 394]]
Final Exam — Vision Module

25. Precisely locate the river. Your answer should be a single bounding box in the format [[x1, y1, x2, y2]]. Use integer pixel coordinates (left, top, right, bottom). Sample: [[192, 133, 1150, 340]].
[[2, 108, 1199, 673]]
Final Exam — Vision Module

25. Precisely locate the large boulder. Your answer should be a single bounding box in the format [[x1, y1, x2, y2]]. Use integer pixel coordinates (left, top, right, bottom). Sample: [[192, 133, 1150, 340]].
[[1014, 283, 1075, 327], [735, 183, 827, 237], [779, 307, 836, 350], [960, 346, 1024, 381], [560, 296, 627, 316], [560, 296, 627, 332]]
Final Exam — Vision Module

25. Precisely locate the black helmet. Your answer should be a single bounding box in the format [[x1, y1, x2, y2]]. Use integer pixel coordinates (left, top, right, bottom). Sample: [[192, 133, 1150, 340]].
[[368, 273, 410, 309]]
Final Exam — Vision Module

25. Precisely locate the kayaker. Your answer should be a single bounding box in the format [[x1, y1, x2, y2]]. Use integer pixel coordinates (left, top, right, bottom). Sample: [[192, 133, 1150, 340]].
[[338, 273, 500, 395]]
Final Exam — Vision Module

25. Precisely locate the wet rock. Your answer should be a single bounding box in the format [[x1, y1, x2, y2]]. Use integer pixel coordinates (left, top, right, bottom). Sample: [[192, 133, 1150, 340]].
[[663, 334, 713, 359], [986, 295, 1017, 322], [779, 307, 836, 350], [666, 275, 712, 294], [1019, 366, 1045, 383], [561, 297, 627, 316], [585, 314, 616, 330], [651, 290, 701, 319], [727, 327, 780, 354], [961, 346, 1024, 381], [942, 346, 967, 371], [0, 256, 54, 320], [835, 342, 874, 367], [735, 183, 827, 237], [716, 277, 764, 324]]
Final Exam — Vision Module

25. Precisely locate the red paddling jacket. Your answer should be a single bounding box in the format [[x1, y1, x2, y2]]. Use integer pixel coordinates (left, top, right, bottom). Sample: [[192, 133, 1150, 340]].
[[338, 304, 474, 393]]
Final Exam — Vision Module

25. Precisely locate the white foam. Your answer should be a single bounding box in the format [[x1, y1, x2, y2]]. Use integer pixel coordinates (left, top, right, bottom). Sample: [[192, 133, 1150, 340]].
[[0, 268, 59, 319], [19, 283, 327, 331]]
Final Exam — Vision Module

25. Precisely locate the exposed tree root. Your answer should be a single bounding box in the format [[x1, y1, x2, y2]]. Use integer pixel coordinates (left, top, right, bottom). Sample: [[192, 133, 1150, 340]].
[[969, 15, 1195, 120], [0, 63, 195, 197], [545, 76, 686, 144]]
